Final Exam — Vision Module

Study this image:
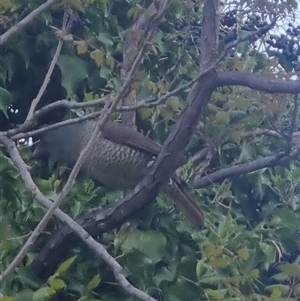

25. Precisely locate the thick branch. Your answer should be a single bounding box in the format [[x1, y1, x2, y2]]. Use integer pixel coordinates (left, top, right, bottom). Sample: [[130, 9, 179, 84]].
[[192, 147, 300, 189], [217, 71, 300, 94]]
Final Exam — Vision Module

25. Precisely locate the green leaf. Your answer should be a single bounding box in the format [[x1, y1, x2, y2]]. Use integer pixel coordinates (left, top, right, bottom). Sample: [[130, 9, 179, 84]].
[[0, 87, 13, 118], [57, 55, 88, 98], [32, 287, 55, 301], [270, 286, 282, 299], [0, 0, 14, 9], [204, 244, 223, 257], [139, 107, 153, 120], [210, 257, 230, 268], [90, 50, 104, 67], [97, 33, 114, 50], [196, 259, 210, 280], [56, 255, 77, 274], [16, 266, 40, 289], [237, 248, 250, 260], [279, 263, 299, 276], [120, 229, 166, 263], [48, 278, 66, 291], [215, 111, 230, 125], [230, 129, 244, 145], [259, 242, 275, 265], [0, 297, 14, 301], [205, 288, 225, 300], [74, 41, 88, 54], [87, 274, 101, 290], [270, 208, 300, 229], [250, 268, 259, 279], [69, 0, 85, 12]]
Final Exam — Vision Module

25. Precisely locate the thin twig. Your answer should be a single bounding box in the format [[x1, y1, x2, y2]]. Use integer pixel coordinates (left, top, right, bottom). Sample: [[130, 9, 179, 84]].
[[25, 10, 73, 120]]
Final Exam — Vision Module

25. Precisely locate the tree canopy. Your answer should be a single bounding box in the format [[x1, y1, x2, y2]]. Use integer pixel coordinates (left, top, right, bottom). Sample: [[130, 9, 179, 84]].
[[0, 0, 300, 300]]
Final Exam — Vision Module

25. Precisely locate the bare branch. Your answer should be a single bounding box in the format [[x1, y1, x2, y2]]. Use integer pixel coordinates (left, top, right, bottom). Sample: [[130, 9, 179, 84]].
[[121, 1, 172, 125], [4, 97, 109, 139], [10, 111, 102, 141], [25, 39, 63, 120], [217, 71, 300, 94], [25, 9, 75, 121], [0, 0, 58, 45], [192, 147, 300, 189]]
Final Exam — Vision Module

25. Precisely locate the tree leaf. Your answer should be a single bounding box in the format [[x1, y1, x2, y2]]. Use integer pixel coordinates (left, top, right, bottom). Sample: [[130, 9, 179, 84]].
[[120, 229, 166, 263], [0, 87, 13, 118], [56, 255, 77, 275], [57, 54, 88, 97], [87, 274, 101, 290], [90, 50, 104, 67], [48, 278, 66, 291], [237, 248, 250, 260]]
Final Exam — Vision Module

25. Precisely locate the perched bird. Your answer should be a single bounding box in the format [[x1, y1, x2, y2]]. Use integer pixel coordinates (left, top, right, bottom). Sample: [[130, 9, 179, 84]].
[[33, 120, 205, 229]]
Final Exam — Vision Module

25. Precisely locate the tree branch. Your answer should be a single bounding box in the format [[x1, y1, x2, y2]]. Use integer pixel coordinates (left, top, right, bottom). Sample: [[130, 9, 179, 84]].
[[0, 136, 157, 301], [25, 9, 74, 121], [0, 0, 58, 45], [192, 147, 300, 189], [217, 71, 300, 94]]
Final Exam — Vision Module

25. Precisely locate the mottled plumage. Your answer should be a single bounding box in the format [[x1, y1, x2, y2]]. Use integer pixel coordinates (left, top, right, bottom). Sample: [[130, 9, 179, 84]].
[[33, 120, 205, 229]]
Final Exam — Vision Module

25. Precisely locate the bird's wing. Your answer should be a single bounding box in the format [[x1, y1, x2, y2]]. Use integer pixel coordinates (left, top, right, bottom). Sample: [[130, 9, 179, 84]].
[[102, 121, 161, 156]]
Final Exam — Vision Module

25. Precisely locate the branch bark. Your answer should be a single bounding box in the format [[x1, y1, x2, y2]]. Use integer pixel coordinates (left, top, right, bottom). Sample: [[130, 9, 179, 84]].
[[192, 147, 300, 189], [217, 71, 300, 94], [0, 0, 58, 45], [121, 0, 172, 126]]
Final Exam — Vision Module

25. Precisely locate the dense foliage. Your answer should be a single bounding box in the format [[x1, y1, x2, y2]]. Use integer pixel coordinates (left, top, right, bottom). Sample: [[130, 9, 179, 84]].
[[0, 0, 299, 301]]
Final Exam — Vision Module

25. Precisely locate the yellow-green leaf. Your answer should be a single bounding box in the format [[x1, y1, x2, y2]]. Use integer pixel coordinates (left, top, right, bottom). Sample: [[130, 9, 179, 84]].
[[48, 278, 66, 291], [230, 129, 244, 145], [106, 56, 115, 70], [87, 274, 101, 290], [215, 111, 230, 125], [90, 50, 104, 67], [250, 268, 259, 279], [56, 255, 77, 274], [237, 248, 250, 260], [0, 0, 13, 10], [32, 287, 55, 301], [204, 244, 223, 257], [69, 0, 85, 13], [234, 57, 244, 71], [75, 41, 88, 54], [210, 257, 230, 268], [0, 297, 14, 301], [139, 107, 153, 120], [205, 288, 224, 300], [270, 287, 282, 299]]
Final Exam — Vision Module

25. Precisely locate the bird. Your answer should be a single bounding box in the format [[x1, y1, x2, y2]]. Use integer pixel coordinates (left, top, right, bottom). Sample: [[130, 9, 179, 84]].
[[32, 120, 205, 229]]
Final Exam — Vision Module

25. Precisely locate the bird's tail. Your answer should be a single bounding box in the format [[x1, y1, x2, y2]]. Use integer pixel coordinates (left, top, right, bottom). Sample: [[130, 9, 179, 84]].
[[165, 178, 205, 230]]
